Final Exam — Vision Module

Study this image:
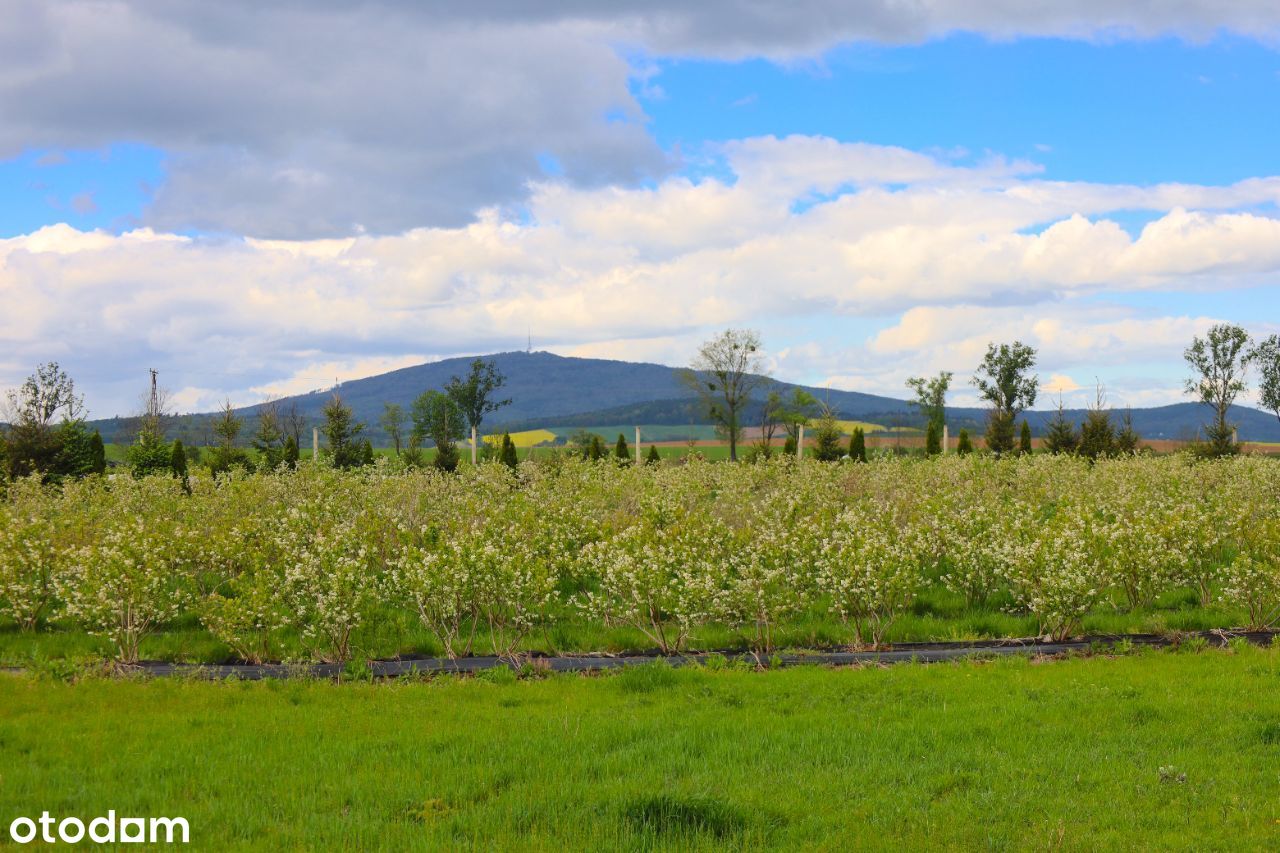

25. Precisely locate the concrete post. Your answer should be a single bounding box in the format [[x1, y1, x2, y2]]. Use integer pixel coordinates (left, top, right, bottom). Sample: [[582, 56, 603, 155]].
[[797, 423, 804, 460], [1234, 427, 1240, 448], [312, 427, 319, 462], [942, 424, 949, 454], [471, 425, 478, 465], [635, 426, 641, 464]]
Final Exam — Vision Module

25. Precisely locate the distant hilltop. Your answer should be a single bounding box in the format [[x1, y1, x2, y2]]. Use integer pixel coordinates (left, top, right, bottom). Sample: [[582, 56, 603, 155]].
[[88, 350, 1280, 446]]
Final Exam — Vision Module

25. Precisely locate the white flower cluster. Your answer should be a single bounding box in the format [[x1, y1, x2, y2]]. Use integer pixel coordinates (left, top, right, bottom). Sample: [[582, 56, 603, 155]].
[[2, 452, 1279, 662]]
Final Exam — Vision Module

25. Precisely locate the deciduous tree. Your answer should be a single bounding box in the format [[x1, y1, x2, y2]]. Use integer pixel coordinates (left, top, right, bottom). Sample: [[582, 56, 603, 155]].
[[971, 342, 1038, 456], [679, 329, 767, 462], [1184, 323, 1251, 456], [411, 390, 463, 473], [380, 403, 406, 455]]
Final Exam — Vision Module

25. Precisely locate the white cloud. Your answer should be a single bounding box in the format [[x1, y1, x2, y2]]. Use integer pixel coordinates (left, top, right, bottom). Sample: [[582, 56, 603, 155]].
[[2, 137, 1279, 415], [248, 355, 437, 402], [3, 3, 1279, 238], [1043, 374, 1082, 395]]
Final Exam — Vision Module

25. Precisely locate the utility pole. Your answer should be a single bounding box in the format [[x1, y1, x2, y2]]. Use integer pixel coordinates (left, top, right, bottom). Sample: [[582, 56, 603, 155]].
[[145, 368, 161, 424]]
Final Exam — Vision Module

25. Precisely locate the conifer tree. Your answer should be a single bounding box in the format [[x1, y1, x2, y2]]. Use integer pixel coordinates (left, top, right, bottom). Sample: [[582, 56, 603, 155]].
[[1019, 420, 1032, 455], [614, 433, 631, 464], [849, 427, 867, 463], [1078, 384, 1117, 461], [53, 420, 99, 479], [925, 420, 941, 456], [782, 434, 796, 457], [588, 434, 606, 461], [812, 407, 844, 462], [646, 444, 661, 465], [170, 440, 190, 492], [322, 394, 365, 470], [89, 430, 106, 475], [500, 432, 519, 470], [1043, 401, 1079, 455], [1078, 409, 1116, 461], [1115, 410, 1141, 455], [360, 439, 376, 466], [433, 441, 460, 472], [984, 410, 1016, 457], [402, 436, 423, 469], [283, 435, 300, 470], [252, 402, 285, 470], [127, 429, 171, 478], [957, 429, 973, 456]]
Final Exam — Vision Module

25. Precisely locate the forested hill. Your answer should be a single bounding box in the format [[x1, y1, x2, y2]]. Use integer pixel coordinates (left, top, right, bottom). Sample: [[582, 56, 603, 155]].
[[89, 350, 1280, 445]]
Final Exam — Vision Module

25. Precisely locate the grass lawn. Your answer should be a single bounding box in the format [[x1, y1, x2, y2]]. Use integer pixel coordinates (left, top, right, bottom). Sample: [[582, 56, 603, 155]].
[[3, 648, 1280, 849], [0, 586, 1249, 667]]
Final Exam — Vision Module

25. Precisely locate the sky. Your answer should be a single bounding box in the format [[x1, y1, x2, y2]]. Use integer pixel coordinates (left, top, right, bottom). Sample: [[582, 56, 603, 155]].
[[2, 1, 1279, 418]]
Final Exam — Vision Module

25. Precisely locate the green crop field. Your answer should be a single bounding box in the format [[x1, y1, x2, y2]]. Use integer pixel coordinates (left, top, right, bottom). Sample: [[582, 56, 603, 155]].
[[4, 648, 1280, 849]]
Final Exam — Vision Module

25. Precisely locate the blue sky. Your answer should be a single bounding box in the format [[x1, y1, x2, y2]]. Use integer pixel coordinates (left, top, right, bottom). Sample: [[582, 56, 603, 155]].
[[2, 4, 1279, 418], [7, 36, 1277, 238], [645, 36, 1280, 187]]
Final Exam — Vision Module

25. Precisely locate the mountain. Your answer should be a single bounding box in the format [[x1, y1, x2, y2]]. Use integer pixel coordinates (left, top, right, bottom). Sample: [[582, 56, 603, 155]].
[[90, 350, 1280, 445]]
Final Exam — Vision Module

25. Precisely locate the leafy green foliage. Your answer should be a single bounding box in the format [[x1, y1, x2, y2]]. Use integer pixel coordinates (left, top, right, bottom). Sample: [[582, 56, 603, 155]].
[[411, 390, 462, 473], [906, 371, 953, 432], [445, 358, 511, 435], [972, 342, 1038, 455], [379, 402, 406, 455], [679, 328, 767, 462], [1184, 323, 1252, 457]]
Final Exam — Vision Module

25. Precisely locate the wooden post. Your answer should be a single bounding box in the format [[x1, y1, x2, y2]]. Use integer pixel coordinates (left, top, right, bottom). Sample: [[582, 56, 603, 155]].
[[635, 426, 641, 465], [797, 423, 804, 460], [942, 424, 949, 454], [312, 427, 319, 462], [471, 425, 478, 465]]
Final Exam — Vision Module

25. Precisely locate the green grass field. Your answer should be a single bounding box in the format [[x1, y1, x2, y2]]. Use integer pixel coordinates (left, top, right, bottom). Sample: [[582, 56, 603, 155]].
[[3, 648, 1279, 849], [0, 585, 1247, 668]]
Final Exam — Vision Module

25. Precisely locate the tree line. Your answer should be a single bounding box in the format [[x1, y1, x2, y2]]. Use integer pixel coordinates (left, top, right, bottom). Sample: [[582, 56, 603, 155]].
[[3, 321, 1278, 482], [680, 322, 1280, 462]]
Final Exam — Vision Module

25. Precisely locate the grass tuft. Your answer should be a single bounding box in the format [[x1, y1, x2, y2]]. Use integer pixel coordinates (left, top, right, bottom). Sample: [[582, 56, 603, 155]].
[[621, 794, 747, 840], [614, 661, 680, 693]]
